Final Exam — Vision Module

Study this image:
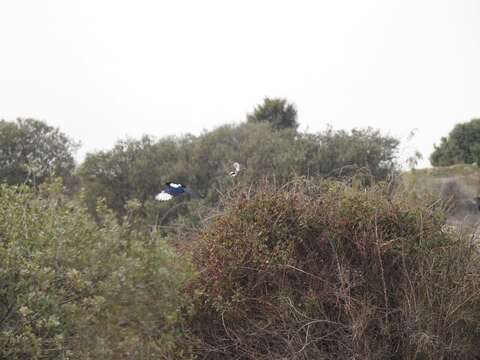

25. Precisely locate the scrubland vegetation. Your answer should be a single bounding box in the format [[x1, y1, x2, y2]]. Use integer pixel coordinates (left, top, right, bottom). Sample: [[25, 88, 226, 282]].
[[188, 180, 480, 359], [1, 100, 480, 359]]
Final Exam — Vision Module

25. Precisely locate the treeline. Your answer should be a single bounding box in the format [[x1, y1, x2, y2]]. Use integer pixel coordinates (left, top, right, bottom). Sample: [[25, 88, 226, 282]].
[[1, 98, 399, 229]]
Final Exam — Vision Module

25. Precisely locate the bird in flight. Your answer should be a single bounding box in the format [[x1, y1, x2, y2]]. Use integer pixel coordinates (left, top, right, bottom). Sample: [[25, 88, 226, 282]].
[[155, 182, 198, 201], [229, 162, 241, 177]]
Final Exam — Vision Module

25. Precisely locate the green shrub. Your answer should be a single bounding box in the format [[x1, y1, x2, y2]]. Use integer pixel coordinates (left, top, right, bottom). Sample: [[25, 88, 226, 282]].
[[0, 182, 195, 359], [188, 180, 480, 359]]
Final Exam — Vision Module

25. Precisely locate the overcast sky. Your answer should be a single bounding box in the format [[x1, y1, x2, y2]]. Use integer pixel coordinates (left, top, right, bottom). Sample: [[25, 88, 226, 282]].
[[1, 0, 479, 167]]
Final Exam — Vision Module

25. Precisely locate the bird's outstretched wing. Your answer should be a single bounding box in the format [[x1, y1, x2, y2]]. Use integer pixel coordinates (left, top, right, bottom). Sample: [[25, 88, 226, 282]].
[[155, 191, 173, 201]]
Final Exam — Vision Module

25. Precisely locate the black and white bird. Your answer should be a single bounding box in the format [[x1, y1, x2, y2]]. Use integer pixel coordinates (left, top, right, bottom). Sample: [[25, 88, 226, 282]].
[[229, 162, 241, 177], [155, 182, 198, 201]]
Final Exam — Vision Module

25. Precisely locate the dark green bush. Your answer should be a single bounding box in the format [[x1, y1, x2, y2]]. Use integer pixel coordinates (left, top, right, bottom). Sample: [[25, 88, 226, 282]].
[[188, 180, 480, 359]]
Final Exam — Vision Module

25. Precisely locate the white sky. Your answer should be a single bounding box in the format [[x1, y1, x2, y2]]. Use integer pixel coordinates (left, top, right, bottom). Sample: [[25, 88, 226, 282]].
[[1, 0, 479, 167]]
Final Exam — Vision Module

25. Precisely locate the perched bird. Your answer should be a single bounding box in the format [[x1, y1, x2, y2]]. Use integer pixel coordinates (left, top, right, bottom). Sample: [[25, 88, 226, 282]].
[[229, 162, 241, 177], [155, 182, 198, 201]]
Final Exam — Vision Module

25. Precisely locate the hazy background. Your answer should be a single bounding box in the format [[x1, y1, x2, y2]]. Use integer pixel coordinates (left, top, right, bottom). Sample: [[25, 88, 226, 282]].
[[1, 0, 479, 166]]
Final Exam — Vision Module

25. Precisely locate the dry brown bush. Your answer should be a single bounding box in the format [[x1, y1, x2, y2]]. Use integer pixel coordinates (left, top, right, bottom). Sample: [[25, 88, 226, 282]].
[[185, 180, 480, 359]]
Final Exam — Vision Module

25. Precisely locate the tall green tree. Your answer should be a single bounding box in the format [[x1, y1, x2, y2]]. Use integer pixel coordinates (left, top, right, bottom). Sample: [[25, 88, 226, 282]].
[[247, 97, 299, 130], [430, 118, 480, 166], [0, 118, 78, 186]]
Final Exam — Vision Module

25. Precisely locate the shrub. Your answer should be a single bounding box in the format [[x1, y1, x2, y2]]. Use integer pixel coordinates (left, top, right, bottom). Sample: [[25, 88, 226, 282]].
[[0, 181, 195, 359], [187, 180, 480, 359]]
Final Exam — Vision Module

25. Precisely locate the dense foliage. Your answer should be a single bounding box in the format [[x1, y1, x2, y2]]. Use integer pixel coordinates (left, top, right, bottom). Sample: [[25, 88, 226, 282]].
[[430, 118, 480, 166], [0, 182, 194, 359], [78, 122, 399, 228], [78, 135, 193, 218], [188, 180, 480, 359], [0, 118, 78, 186]]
